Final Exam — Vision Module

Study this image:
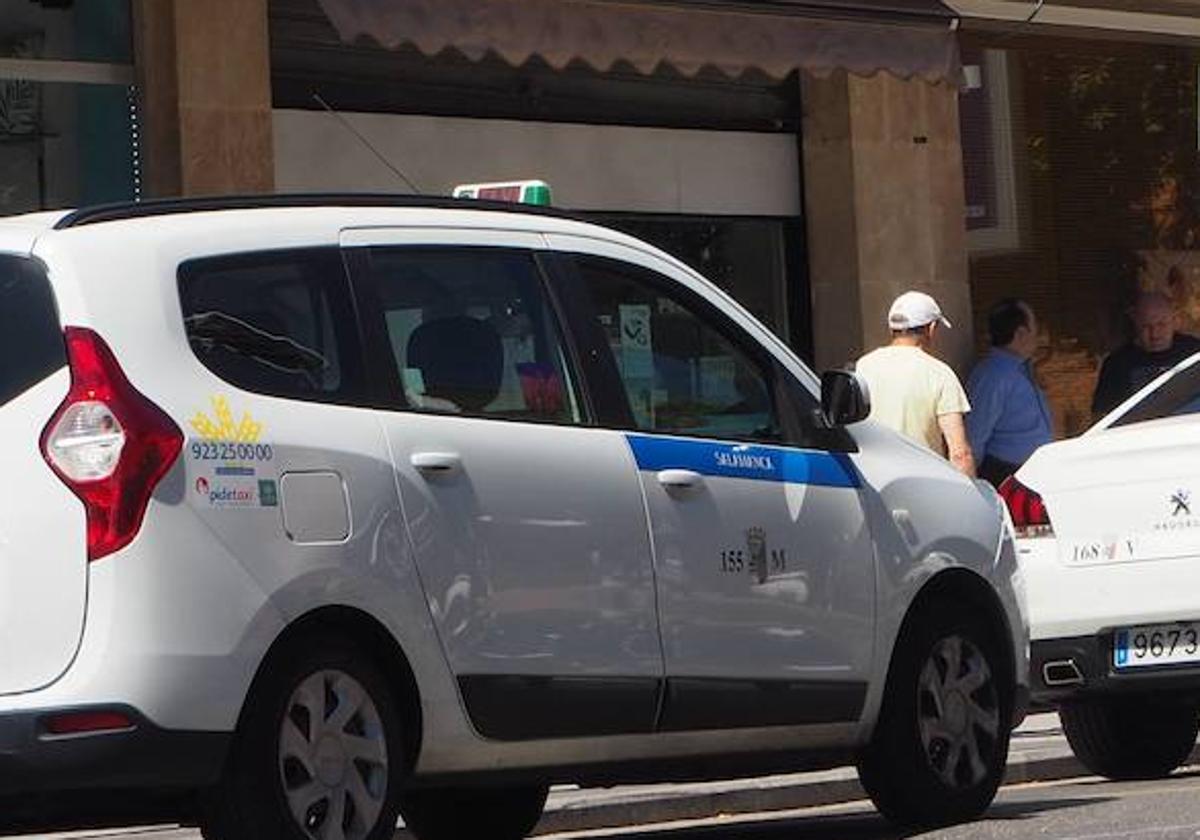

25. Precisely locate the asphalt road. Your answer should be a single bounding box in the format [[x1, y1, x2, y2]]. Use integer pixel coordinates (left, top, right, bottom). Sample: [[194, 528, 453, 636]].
[[22, 771, 1200, 839], [539, 771, 1200, 840]]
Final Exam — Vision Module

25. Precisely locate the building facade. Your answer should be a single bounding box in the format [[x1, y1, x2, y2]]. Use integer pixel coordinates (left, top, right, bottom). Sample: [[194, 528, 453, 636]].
[[0, 0, 136, 210], [956, 1, 1200, 434], [4, 0, 1200, 437]]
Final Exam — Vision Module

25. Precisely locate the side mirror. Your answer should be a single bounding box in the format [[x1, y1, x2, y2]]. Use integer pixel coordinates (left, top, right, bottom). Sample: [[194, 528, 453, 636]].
[[820, 369, 870, 428]]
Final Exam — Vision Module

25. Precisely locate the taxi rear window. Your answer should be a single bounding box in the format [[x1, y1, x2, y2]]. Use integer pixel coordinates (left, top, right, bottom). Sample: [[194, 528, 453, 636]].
[[0, 255, 65, 408], [178, 248, 367, 406]]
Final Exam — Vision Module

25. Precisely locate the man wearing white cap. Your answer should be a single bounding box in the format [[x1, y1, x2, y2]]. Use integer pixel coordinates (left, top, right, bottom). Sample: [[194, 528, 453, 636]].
[[855, 291, 976, 477]]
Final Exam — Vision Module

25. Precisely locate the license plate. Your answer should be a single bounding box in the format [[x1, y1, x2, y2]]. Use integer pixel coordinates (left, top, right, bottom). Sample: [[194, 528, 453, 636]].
[[1113, 623, 1200, 668]]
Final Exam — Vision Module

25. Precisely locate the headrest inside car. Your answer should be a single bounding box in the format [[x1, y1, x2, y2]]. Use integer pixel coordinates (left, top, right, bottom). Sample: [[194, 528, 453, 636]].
[[407, 316, 504, 412]]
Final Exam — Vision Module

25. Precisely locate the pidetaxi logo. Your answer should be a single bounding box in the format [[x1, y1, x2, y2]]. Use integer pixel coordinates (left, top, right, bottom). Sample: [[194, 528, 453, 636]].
[[207, 485, 255, 505], [194, 474, 256, 507]]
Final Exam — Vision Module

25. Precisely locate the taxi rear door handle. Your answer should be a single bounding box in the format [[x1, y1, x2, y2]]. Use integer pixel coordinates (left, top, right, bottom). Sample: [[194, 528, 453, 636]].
[[411, 451, 462, 475], [657, 469, 704, 490]]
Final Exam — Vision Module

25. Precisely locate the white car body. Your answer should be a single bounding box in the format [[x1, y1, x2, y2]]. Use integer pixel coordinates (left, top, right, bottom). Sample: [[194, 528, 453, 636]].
[[1019, 417, 1200, 644], [0, 197, 1028, 838], [1017, 349, 1200, 692]]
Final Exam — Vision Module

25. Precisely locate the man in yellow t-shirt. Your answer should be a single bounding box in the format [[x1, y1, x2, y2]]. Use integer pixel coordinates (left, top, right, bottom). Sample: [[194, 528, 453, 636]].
[[855, 291, 976, 477]]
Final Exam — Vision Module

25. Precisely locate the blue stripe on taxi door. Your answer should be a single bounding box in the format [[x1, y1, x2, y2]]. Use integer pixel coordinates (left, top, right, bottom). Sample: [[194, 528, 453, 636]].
[[625, 434, 860, 488]]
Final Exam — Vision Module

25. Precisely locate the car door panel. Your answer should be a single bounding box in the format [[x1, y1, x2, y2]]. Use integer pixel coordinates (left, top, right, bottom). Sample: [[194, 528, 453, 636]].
[[344, 236, 664, 740], [388, 415, 662, 738], [629, 433, 874, 727], [545, 235, 876, 729]]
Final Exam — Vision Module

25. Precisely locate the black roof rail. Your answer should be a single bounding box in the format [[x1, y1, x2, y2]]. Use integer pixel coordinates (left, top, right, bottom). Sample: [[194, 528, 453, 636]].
[[52, 192, 585, 230]]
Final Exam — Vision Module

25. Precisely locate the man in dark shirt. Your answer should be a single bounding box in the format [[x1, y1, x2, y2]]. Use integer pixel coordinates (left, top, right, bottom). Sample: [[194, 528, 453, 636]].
[[1092, 291, 1200, 418]]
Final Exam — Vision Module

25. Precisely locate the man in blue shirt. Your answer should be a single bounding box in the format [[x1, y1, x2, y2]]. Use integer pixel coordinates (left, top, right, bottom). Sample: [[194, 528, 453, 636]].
[[966, 298, 1054, 487]]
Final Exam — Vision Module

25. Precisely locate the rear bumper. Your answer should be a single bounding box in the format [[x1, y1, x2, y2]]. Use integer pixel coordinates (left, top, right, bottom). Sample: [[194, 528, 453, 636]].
[[0, 704, 228, 793], [1031, 635, 1200, 704], [1019, 537, 1200, 640]]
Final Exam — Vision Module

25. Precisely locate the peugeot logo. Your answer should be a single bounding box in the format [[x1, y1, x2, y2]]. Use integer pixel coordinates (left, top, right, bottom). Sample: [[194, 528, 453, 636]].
[[1171, 489, 1192, 517]]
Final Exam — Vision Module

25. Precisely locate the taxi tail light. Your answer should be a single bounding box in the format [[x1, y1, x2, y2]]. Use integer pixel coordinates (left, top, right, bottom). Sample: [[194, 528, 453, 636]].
[[999, 475, 1054, 538], [40, 327, 183, 562]]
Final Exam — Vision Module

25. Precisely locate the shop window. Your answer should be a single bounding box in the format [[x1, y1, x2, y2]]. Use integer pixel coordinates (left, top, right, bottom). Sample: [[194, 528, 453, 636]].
[[0, 0, 131, 63], [961, 47, 1023, 254], [0, 0, 135, 214], [590, 215, 792, 343], [960, 40, 1200, 437]]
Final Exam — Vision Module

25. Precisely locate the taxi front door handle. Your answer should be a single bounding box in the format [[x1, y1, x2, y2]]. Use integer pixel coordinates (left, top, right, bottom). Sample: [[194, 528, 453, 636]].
[[411, 451, 462, 475], [657, 469, 705, 490]]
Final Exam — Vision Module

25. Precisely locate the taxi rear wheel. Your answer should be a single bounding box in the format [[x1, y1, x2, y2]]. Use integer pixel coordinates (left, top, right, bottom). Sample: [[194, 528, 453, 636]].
[[1061, 697, 1199, 780], [858, 604, 1011, 828], [201, 633, 405, 840]]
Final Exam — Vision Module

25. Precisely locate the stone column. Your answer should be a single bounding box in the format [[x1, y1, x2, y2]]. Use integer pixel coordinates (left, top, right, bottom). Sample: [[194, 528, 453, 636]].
[[802, 70, 972, 375], [132, 0, 274, 197]]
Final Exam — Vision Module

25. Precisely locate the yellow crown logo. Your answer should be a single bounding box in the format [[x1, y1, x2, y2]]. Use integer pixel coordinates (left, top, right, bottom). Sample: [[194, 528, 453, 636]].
[[190, 396, 263, 443]]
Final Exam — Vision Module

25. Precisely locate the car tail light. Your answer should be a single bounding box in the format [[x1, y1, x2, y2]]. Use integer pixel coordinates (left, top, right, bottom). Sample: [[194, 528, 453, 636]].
[[40, 328, 183, 561], [999, 475, 1054, 538]]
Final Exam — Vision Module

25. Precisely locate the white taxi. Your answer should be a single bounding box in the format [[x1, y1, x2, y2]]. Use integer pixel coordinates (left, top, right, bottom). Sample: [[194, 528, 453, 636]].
[[0, 194, 1027, 838]]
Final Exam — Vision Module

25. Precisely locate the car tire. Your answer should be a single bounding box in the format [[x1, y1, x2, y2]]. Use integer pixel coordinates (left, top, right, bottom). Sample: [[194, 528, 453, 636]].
[[201, 632, 406, 840], [857, 602, 1011, 828], [399, 783, 549, 840], [1060, 697, 1199, 780]]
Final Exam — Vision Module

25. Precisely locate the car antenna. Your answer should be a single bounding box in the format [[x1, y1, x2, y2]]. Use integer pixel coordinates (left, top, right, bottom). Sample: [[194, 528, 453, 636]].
[[991, 0, 1045, 42], [311, 92, 424, 194]]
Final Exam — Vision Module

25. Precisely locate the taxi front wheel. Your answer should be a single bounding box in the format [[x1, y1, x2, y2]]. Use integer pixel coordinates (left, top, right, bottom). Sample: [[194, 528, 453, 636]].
[[201, 632, 406, 840], [857, 604, 1011, 828]]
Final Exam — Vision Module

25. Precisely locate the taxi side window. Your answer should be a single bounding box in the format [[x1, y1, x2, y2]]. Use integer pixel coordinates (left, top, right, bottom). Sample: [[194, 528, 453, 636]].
[[570, 256, 782, 443], [354, 247, 584, 425], [179, 248, 364, 405]]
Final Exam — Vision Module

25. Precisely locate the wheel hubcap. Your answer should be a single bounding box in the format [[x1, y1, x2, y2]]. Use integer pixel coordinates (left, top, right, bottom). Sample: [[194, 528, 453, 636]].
[[917, 634, 1001, 790], [314, 735, 348, 787], [279, 669, 389, 840], [944, 690, 968, 735]]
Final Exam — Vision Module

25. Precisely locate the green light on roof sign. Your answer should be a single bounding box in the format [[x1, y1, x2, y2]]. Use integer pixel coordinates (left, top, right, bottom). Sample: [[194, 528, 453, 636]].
[[452, 180, 552, 206]]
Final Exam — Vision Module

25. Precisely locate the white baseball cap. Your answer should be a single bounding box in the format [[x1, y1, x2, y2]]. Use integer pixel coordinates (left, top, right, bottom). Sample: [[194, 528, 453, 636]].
[[887, 290, 952, 330]]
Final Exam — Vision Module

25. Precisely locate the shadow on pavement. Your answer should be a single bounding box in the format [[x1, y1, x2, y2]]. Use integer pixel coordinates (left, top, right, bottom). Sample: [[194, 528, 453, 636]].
[[975, 795, 1113, 825], [524, 795, 1109, 840], [1062, 768, 1200, 790]]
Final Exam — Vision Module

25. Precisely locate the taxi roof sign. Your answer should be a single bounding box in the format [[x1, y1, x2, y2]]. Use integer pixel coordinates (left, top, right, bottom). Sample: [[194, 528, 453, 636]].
[[452, 179, 552, 207]]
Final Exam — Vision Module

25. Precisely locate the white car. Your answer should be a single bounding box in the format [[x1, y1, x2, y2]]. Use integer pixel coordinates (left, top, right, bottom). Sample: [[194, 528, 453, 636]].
[[1005, 351, 1200, 780], [0, 196, 1027, 839]]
